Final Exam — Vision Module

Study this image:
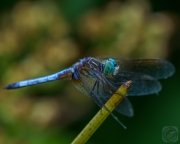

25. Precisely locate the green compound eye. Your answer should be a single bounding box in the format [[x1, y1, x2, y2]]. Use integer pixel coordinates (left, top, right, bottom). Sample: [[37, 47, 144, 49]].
[[103, 58, 119, 76], [104, 61, 114, 75], [109, 58, 118, 67]]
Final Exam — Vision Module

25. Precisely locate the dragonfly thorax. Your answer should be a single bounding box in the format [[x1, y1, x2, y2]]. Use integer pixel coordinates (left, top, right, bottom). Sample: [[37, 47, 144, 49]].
[[103, 58, 119, 76]]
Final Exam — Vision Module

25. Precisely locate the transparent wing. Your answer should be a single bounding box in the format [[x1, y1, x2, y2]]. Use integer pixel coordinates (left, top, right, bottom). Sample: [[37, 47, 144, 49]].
[[97, 57, 173, 96], [115, 97, 134, 117], [111, 72, 162, 96], [72, 57, 174, 116], [98, 58, 175, 79]]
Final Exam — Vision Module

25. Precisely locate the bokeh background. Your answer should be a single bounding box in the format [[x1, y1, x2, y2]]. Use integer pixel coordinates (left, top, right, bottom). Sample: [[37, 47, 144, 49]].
[[0, 0, 180, 143]]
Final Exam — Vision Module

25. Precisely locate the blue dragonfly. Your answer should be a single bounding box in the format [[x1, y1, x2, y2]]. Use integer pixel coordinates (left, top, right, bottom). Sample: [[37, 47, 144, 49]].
[[4, 57, 175, 127]]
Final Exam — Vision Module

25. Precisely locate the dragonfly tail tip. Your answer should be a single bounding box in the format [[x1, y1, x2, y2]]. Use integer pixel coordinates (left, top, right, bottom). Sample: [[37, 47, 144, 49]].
[[3, 83, 18, 90], [3, 85, 10, 90]]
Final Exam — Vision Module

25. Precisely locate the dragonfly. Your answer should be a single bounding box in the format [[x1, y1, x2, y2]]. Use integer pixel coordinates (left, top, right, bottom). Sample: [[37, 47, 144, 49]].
[[4, 57, 175, 127]]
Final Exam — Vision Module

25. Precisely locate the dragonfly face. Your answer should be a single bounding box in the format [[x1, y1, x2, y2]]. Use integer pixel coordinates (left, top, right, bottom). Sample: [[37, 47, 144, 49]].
[[4, 57, 175, 118]]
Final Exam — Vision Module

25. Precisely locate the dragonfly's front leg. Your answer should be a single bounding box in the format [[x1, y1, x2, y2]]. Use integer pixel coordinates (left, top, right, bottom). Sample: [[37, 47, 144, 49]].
[[90, 79, 105, 107], [90, 79, 98, 96]]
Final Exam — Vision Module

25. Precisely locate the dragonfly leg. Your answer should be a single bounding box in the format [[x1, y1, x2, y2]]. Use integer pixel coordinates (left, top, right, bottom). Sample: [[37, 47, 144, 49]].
[[90, 80, 98, 96], [100, 81, 127, 128], [96, 80, 100, 96], [96, 80, 104, 115]]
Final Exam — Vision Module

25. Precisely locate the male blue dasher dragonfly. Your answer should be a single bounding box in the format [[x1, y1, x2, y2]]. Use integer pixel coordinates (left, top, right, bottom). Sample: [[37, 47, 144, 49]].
[[4, 57, 175, 123]]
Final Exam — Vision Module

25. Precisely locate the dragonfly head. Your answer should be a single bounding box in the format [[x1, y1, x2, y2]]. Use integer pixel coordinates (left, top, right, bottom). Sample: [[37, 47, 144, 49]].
[[103, 58, 119, 76]]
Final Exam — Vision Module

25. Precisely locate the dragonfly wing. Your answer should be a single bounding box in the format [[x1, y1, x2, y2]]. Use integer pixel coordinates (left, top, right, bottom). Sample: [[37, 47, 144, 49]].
[[94, 93, 134, 117], [115, 97, 134, 117], [72, 58, 161, 116], [73, 76, 133, 116], [98, 58, 175, 79], [110, 71, 162, 96]]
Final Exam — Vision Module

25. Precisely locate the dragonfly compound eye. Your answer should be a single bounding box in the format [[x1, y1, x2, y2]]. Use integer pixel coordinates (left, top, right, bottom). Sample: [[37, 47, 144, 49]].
[[104, 59, 116, 76], [109, 58, 117, 65], [108, 58, 119, 75]]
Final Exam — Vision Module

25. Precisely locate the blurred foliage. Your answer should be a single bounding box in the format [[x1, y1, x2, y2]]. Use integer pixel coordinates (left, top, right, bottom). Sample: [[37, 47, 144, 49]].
[[78, 1, 174, 57], [0, 0, 180, 144]]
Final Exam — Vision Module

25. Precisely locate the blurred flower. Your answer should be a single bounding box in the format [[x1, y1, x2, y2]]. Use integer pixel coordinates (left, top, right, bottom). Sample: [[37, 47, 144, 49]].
[[79, 0, 175, 58], [0, 0, 87, 132]]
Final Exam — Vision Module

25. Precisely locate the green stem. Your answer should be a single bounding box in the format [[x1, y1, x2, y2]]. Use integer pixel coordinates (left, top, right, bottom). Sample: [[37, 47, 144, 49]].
[[71, 80, 132, 144]]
